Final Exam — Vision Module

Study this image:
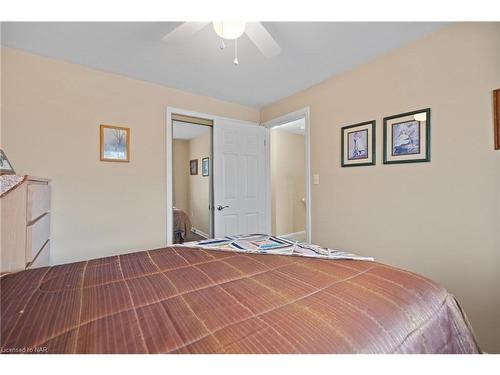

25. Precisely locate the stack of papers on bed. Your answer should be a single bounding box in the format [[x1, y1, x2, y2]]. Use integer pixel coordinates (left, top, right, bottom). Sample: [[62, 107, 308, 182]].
[[182, 234, 374, 261]]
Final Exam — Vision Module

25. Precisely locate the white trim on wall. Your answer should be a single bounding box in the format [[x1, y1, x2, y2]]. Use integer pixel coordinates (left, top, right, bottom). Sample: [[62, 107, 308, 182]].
[[263, 107, 312, 243], [191, 228, 209, 239]]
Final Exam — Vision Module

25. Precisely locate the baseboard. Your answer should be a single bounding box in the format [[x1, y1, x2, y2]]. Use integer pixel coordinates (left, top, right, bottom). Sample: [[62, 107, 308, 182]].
[[280, 230, 305, 237], [191, 228, 209, 239], [280, 231, 306, 241]]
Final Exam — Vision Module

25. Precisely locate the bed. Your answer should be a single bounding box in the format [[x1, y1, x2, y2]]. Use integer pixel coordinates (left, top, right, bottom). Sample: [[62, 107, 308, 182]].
[[173, 207, 192, 243], [0, 244, 480, 354]]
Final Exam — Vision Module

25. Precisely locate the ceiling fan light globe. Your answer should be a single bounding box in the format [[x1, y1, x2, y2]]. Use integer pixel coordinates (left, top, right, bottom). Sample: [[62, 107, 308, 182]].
[[213, 22, 246, 40]]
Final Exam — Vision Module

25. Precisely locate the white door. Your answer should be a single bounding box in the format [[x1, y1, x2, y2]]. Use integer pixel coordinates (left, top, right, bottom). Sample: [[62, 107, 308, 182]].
[[213, 119, 267, 237]]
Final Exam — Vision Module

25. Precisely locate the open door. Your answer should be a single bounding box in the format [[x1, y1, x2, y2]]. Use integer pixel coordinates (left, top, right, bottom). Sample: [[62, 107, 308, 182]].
[[213, 119, 267, 237]]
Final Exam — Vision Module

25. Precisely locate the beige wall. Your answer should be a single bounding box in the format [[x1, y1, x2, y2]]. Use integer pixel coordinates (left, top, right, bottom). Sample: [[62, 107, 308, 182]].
[[271, 129, 306, 235], [1, 47, 259, 265], [172, 139, 189, 212], [261, 23, 500, 353], [188, 131, 211, 235]]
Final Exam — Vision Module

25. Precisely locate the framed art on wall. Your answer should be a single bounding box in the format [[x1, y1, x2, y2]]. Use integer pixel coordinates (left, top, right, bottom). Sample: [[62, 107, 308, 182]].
[[190, 159, 198, 175], [0, 149, 15, 175], [494, 89, 500, 150], [202, 157, 209, 176], [100, 124, 130, 162], [383, 108, 431, 164], [341, 120, 376, 167]]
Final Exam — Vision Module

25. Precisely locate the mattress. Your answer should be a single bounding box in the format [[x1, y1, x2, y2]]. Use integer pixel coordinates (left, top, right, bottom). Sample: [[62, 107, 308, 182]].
[[0, 246, 480, 354]]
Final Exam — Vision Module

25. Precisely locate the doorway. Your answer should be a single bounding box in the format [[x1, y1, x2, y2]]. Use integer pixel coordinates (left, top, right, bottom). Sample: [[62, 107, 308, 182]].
[[166, 107, 266, 245], [171, 115, 213, 243], [264, 108, 311, 243]]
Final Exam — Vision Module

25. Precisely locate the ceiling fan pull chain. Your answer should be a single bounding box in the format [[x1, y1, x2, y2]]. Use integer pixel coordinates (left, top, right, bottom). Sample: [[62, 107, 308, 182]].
[[220, 38, 225, 50], [234, 39, 239, 65]]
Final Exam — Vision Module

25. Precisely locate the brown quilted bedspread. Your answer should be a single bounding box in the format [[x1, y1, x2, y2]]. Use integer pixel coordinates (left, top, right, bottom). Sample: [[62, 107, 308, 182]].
[[0, 246, 480, 354]]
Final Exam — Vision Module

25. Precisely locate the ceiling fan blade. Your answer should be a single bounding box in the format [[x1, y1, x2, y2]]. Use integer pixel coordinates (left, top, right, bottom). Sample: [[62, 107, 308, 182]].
[[244, 22, 282, 58], [162, 22, 209, 43]]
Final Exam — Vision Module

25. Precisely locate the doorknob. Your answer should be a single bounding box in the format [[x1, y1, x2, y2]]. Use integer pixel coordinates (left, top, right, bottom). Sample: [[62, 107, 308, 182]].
[[217, 205, 229, 211]]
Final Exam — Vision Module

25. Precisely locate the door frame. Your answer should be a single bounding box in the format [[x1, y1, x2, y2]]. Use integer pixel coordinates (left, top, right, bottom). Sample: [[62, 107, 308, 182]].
[[166, 107, 216, 244], [166, 107, 263, 244], [262, 107, 312, 243]]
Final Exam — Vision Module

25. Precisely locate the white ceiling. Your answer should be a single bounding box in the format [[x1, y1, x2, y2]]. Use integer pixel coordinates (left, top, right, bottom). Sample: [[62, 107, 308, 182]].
[[1, 22, 447, 108], [272, 118, 305, 135], [172, 121, 210, 140]]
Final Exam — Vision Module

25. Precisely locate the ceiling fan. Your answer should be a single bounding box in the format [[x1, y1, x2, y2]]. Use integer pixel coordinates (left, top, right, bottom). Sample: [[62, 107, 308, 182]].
[[162, 22, 282, 65]]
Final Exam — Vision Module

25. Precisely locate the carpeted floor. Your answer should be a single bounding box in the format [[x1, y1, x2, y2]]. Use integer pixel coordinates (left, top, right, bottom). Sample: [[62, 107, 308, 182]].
[[174, 230, 207, 244], [184, 230, 206, 242]]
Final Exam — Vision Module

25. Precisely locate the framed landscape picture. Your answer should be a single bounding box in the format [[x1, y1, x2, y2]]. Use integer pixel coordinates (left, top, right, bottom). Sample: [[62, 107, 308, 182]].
[[100, 124, 130, 162], [202, 157, 209, 176], [190, 159, 198, 175], [341, 120, 376, 167], [383, 108, 431, 164]]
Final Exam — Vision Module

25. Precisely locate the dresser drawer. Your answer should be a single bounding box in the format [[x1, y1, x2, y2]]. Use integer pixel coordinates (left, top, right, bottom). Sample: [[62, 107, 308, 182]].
[[26, 213, 50, 263], [27, 183, 51, 222], [29, 240, 50, 269]]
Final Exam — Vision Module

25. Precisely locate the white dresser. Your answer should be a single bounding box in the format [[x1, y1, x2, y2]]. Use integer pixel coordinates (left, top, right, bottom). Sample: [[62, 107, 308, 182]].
[[1, 176, 51, 273]]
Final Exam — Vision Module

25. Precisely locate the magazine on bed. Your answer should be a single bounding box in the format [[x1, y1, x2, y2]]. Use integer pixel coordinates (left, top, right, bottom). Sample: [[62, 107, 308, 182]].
[[182, 234, 374, 261]]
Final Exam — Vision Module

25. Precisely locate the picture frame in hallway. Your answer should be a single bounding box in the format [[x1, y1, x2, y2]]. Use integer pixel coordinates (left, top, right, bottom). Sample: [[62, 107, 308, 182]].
[[341, 120, 376, 167], [202, 157, 209, 176], [383, 108, 431, 164], [100, 124, 130, 162], [190, 159, 198, 175]]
